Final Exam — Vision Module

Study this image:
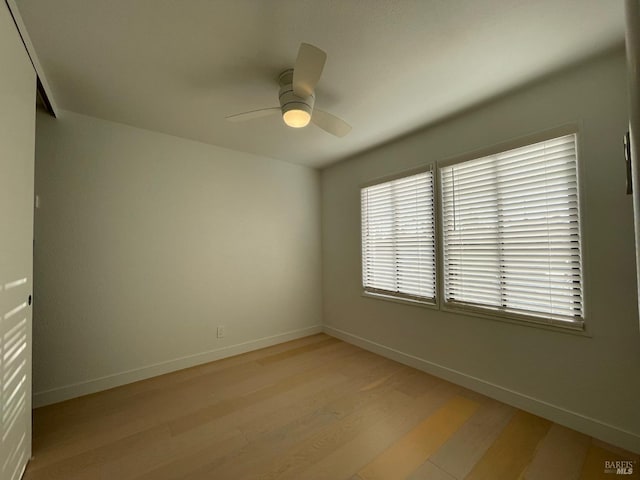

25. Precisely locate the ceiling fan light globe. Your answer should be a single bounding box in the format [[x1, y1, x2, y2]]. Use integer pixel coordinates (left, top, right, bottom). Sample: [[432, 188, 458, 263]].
[[283, 109, 311, 128]]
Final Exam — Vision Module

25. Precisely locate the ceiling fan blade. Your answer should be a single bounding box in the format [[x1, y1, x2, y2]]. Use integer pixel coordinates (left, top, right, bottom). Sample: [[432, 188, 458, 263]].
[[226, 107, 280, 122], [292, 43, 327, 98], [311, 109, 351, 137]]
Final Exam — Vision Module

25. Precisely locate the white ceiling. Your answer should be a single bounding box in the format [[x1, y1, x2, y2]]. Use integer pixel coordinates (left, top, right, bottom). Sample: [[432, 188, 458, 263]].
[[16, 0, 625, 168]]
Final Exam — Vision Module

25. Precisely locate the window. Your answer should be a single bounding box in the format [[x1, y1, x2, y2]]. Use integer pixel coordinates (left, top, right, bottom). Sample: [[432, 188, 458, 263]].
[[359, 132, 585, 330], [440, 133, 583, 328], [361, 168, 436, 304]]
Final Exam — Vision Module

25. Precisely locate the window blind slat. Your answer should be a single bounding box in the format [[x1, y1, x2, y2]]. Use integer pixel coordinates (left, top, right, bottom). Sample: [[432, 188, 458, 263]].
[[362, 169, 436, 303], [441, 133, 583, 325]]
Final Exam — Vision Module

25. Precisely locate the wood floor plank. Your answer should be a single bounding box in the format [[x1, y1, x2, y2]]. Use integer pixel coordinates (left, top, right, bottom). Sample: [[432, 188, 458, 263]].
[[32, 346, 348, 469], [112, 427, 248, 480], [256, 337, 341, 365], [429, 399, 514, 479], [184, 388, 416, 480], [136, 356, 414, 480], [31, 413, 161, 470], [464, 410, 552, 480], [408, 461, 457, 480], [22, 335, 637, 480], [579, 443, 639, 480], [394, 371, 442, 398], [322, 366, 425, 420], [33, 343, 344, 457], [132, 384, 342, 480], [238, 354, 402, 442], [35, 333, 332, 429], [295, 381, 458, 480], [522, 424, 591, 480], [358, 395, 479, 480], [23, 424, 171, 479], [166, 346, 370, 436]]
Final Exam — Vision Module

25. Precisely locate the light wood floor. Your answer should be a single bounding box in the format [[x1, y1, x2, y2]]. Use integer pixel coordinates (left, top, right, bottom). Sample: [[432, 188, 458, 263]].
[[24, 334, 638, 480]]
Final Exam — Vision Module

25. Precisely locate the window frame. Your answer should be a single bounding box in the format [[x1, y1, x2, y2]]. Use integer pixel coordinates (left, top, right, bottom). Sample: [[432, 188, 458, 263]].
[[358, 124, 589, 334], [360, 163, 439, 310], [436, 124, 588, 333]]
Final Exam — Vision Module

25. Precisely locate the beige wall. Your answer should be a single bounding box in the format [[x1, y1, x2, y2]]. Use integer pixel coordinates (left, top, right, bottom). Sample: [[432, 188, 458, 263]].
[[33, 110, 322, 406], [322, 49, 640, 452]]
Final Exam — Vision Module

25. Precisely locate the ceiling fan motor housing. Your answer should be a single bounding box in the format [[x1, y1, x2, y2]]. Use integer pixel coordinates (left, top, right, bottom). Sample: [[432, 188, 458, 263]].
[[278, 69, 315, 119]]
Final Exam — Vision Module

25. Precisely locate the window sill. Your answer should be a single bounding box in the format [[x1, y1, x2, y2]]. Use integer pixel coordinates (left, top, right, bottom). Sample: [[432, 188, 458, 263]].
[[360, 291, 590, 337], [440, 302, 590, 337], [362, 291, 438, 310]]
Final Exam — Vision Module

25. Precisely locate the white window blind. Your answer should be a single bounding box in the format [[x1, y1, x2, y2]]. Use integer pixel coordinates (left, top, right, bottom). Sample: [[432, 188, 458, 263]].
[[361, 169, 436, 303], [440, 134, 584, 327]]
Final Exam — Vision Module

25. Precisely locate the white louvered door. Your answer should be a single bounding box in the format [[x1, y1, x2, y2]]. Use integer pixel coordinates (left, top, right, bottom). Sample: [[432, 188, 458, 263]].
[[0, 2, 36, 479]]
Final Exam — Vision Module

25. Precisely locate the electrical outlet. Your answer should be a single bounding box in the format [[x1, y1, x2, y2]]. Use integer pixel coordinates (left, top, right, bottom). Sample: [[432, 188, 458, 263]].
[[217, 326, 225, 338]]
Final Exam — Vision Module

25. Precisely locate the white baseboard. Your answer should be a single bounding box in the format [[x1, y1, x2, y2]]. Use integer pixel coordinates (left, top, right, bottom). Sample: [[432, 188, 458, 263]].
[[33, 325, 323, 408], [324, 325, 640, 454]]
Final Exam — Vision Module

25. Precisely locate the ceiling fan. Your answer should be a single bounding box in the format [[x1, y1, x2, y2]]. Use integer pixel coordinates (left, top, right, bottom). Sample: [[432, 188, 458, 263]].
[[225, 43, 351, 137]]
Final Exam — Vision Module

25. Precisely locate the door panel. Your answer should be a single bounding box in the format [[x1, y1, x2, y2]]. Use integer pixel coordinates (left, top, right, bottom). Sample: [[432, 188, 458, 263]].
[[0, 2, 36, 479], [625, 1, 640, 329]]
